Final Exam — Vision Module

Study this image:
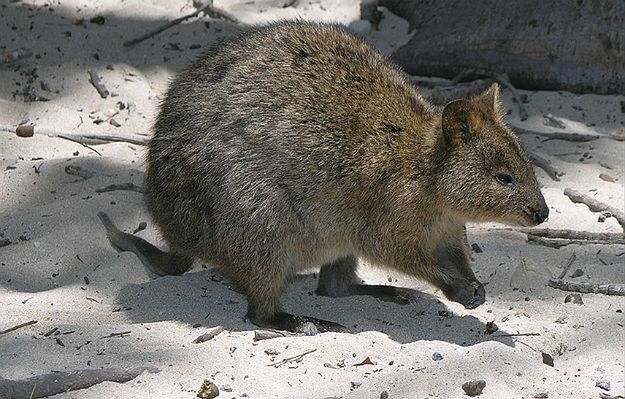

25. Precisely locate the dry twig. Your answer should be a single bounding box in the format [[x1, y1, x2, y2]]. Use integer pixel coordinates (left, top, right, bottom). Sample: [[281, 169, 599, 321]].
[[88, 70, 109, 99], [57, 134, 102, 156], [547, 279, 625, 296], [96, 183, 146, 194], [515, 228, 622, 241], [193, 326, 225, 343], [557, 253, 577, 279], [267, 348, 317, 367], [512, 124, 601, 142], [547, 252, 624, 296], [527, 235, 624, 248], [1, 124, 149, 146], [494, 227, 625, 247], [100, 331, 131, 339], [123, 2, 239, 47], [254, 329, 302, 341], [525, 150, 560, 181], [0, 320, 38, 336], [494, 332, 541, 337], [564, 188, 625, 232]]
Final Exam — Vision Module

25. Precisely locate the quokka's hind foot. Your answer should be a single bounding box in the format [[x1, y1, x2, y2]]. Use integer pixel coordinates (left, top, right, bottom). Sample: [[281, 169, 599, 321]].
[[248, 311, 350, 335], [97, 211, 193, 276]]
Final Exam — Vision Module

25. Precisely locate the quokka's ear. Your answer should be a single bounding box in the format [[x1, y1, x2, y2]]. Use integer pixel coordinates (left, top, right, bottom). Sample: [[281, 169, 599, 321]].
[[473, 83, 504, 119], [441, 99, 475, 148]]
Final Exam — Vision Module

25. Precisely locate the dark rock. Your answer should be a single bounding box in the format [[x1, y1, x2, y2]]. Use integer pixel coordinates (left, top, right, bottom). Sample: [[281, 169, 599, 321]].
[[596, 379, 611, 391], [564, 293, 584, 305], [462, 380, 486, 396], [197, 380, 219, 398], [541, 352, 554, 367]]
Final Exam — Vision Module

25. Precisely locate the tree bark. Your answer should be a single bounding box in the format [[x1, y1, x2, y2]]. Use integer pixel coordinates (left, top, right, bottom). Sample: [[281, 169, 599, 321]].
[[382, 0, 625, 94]]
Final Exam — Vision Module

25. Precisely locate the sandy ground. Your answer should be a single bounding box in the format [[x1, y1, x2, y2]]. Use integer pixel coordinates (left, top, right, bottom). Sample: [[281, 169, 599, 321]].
[[1, 1, 624, 398]]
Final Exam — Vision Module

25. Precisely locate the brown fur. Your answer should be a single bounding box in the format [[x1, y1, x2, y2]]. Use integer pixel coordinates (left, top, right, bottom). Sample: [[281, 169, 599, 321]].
[[141, 21, 548, 332]]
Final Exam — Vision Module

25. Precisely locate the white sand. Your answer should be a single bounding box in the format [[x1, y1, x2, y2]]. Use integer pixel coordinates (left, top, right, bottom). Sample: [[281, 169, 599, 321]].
[[1, 1, 623, 398]]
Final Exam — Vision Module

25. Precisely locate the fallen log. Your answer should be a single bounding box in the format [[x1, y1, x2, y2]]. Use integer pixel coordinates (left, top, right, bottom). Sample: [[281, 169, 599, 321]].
[[383, 0, 625, 94]]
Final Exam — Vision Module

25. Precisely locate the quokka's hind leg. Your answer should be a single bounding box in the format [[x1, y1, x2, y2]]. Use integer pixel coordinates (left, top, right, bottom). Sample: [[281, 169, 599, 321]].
[[241, 262, 349, 334], [97, 211, 193, 276], [316, 255, 418, 305]]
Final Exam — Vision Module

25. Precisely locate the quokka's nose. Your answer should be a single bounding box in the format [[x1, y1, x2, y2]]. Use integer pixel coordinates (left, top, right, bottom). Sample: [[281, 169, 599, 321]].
[[532, 205, 549, 224]]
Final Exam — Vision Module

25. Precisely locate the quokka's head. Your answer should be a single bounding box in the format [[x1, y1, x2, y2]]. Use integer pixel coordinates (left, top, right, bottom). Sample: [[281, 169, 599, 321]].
[[434, 83, 549, 227]]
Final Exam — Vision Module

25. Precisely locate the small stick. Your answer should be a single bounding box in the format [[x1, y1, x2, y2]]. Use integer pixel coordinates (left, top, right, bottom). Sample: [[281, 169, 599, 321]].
[[564, 188, 625, 232], [193, 326, 225, 343], [527, 235, 624, 248], [100, 331, 131, 339], [557, 253, 577, 279], [267, 348, 317, 367], [88, 70, 109, 99], [505, 228, 623, 241], [494, 332, 541, 337], [54, 133, 148, 146], [1, 124, 150, 146], [123, 2, 239, 47], [43, 327, 58, 337], [548, 279, 625, 296], [254, 329, 302, 341], [57, 134, 102, 156], [96, 183, 146, 194], [512, 125, 601, 142], [525, 150, 560, 181], [0, 320, 38, 336]]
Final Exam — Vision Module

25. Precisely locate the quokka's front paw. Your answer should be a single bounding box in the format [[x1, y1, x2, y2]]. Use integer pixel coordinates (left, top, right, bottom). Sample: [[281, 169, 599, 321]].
[[441, 278, 485, 309]]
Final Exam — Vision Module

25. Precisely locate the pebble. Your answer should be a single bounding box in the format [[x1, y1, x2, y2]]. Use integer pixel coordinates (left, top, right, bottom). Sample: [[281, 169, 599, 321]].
[[596, 379, 610, 391], [570, 269, 584, 278], [462, 380, 486, 396], [541, 352, 554, 367], [16, 125, 34, 137], [564, 293, 584, 305], [599, 173, 615, 183], [431, 352, 443, 361], [197, 380, 219, 399], [351, 381, 362, 389]]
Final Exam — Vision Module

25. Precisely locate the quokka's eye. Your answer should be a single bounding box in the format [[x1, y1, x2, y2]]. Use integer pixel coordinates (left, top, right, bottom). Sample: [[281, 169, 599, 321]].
[[496, 173, 515, 187]]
